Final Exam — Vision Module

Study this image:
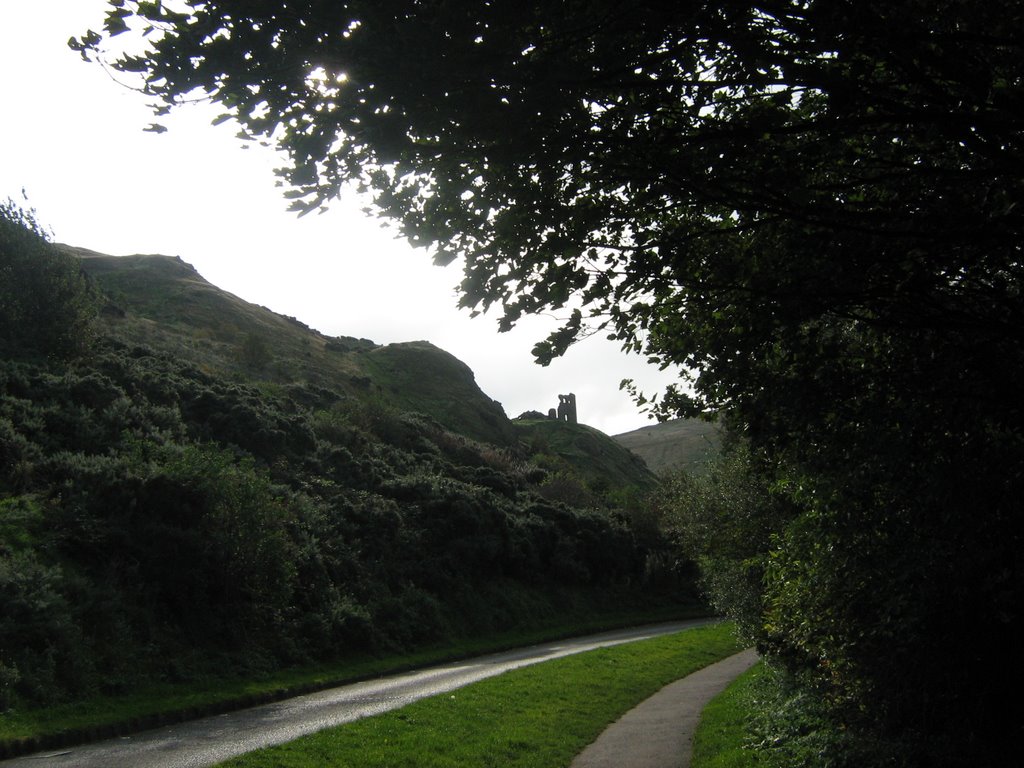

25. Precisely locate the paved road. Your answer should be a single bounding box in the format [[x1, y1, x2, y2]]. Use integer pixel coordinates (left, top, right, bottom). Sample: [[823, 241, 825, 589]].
[[2, 618, 714, 768]]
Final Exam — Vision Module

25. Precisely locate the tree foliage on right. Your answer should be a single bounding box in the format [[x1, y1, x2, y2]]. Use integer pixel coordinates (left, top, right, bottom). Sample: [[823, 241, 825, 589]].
[[79, 1, 1023, 763]]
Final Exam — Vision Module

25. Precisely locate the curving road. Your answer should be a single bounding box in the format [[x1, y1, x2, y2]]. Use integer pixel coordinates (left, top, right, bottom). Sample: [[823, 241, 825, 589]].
[[2, 618, 714, 768]]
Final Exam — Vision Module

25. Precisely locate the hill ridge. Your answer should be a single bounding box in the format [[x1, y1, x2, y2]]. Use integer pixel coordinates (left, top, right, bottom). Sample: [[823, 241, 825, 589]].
[[612, 418, 721, 475]]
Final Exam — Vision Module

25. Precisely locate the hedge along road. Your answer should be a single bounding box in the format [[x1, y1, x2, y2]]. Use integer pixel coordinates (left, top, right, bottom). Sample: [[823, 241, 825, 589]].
[[2, 619, 715, 768]]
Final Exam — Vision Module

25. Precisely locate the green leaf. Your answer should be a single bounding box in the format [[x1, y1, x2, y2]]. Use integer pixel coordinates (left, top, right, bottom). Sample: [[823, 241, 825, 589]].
[[103, 8, 130, 37]]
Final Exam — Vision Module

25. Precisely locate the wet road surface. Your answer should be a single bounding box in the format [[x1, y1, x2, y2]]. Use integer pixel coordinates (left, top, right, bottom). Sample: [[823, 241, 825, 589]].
[[2, 618, 713, 768]]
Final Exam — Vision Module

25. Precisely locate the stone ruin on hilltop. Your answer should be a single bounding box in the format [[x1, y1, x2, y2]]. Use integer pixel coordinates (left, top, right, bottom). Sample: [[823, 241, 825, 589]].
[[548, 393, 577, 424], [517, 393, 578, 424]]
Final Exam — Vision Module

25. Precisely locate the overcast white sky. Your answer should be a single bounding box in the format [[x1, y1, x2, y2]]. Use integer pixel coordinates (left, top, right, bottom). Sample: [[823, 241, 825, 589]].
[[1, 1, 682, 435]]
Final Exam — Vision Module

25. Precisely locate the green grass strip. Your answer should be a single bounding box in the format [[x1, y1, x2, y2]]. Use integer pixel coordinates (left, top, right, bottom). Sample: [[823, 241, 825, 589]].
[[0, 604, 702, 752], [692, 661, 766, 768], [219, 622, 742, 768]]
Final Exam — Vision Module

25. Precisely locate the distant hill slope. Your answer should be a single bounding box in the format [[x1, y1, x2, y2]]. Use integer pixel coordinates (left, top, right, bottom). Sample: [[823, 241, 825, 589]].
[[68, 247, 516, 446], [513, 418, 657, 492], [612, 418, 721, 475], [68, 247, 640, 466], [60, 247, 682, 513], [361, 340, 517, 445]]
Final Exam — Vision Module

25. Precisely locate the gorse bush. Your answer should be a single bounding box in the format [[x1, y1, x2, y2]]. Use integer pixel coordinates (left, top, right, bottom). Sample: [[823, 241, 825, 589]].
[[0, 338, 679, 707], [0, 197, 691, 711], [0, 199, 96, 359]]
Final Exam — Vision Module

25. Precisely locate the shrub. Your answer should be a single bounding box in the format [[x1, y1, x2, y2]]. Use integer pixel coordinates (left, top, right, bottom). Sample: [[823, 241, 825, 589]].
[[0, 199, 97, 359]]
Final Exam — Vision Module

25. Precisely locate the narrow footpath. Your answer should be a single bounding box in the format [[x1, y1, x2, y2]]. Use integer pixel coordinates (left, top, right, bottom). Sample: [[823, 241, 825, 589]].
[[571, 648, 759, 768]]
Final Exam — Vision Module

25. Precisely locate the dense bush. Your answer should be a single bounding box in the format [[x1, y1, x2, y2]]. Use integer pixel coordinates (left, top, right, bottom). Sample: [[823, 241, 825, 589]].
[[0, 340, 675, 707], [663, 359, 1023, 767], [0, 199, 689, 710], [0, 199, 96, 359]]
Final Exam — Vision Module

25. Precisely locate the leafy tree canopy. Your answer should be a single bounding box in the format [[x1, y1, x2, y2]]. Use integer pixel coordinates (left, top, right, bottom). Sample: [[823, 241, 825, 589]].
[[70, 4, 1024, 761], [74, 0, 1023, 414]]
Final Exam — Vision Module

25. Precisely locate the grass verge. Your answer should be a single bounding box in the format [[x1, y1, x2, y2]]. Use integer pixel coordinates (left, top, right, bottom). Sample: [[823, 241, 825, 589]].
[[0, 604, 704, 757], [218, 622, 743, 768], [692, 661, 766, 768]]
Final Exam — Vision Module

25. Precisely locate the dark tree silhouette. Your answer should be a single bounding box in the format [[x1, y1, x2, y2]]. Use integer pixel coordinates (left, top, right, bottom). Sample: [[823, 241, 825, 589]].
[[75, 3, 1023, 763]]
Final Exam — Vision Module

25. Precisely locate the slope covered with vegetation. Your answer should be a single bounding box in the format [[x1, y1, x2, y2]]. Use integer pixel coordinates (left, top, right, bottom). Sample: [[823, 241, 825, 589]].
[[612, 419, 721, 476], [514, 419, 655, 495], [67, 246, 517, 447], [0, 203, 690, 718]]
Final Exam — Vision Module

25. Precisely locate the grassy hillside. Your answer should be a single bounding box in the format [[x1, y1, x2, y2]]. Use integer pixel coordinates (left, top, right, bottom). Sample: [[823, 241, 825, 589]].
[[613, 418, 721, 475], [362, 341, 517, 446], [69, 247, 365, 383], [69, 248, 517, 447], [514, 418, 657, 495], [1, 229, 694, 722]]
